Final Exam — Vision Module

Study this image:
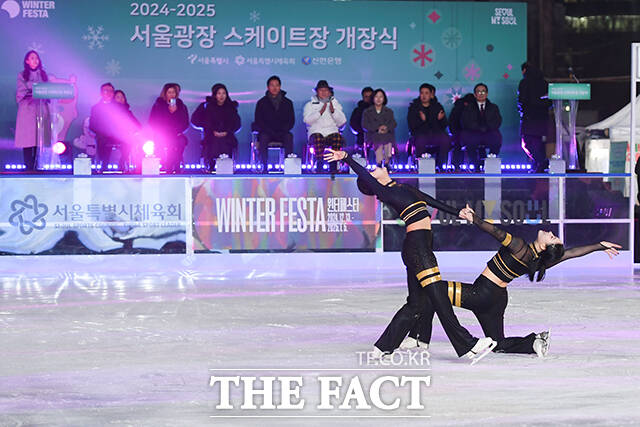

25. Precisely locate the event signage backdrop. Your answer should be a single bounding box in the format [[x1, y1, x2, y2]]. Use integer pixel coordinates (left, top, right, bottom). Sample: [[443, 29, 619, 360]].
[[192, 177, 381, 252], [0, 177, 187, 255], [0, 1, 527, 162]]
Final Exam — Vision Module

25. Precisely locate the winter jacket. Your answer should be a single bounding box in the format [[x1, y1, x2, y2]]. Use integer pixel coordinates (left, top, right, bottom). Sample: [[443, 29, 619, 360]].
[[148, 97, 190, 146], [191, 97, 241, 147], [303, 95, 347, 137], [407, 96, 448, 137], [113, 102, 141, 145], [349, 100, 372, 136], [460, 99, 502, 133], [90, 100, 121, 145], [15, 70, 48, 148], [254, 90, 295, 136], [449, 93, 476, 136], [518, 66, 551, 136], [361, 105, 397, 145]]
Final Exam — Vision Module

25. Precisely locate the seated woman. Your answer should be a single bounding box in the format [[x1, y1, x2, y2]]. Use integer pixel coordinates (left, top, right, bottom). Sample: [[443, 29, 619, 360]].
[[403, 204, 621, 357], [191, 83, 241, 172], [149, 83, 190, 174], [112, 89, 140, 172], [362, 88, 396, 167]]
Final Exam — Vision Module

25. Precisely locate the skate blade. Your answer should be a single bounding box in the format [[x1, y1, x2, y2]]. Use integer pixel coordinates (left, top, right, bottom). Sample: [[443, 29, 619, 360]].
[[469, 340, 497, 365], [545, 328, 552, 356]]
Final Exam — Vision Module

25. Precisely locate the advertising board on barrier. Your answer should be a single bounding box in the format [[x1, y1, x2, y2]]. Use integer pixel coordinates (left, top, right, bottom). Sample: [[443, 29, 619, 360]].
[[192, 177, 380, 252], [0, 178, 187, 255]]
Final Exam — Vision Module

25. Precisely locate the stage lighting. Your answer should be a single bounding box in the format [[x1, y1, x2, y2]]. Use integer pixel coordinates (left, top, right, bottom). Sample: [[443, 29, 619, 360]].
[[143, 140, 155, 157], [52, 141, 67, 155]]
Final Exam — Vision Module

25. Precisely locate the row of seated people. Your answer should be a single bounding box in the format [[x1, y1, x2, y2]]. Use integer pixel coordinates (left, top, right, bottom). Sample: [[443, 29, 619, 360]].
[[253, 79, 503, 173], [349, 83, 502, 171], [89, 77, 502, 174]]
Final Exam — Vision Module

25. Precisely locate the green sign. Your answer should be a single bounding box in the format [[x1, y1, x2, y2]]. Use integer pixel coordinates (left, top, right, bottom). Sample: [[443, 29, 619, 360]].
[[548, 83, 591, 100], [32, 83, 75, 99]]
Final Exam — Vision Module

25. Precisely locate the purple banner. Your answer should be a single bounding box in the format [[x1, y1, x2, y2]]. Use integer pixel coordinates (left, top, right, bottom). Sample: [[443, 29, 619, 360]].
[[192, 177, 380, 252]]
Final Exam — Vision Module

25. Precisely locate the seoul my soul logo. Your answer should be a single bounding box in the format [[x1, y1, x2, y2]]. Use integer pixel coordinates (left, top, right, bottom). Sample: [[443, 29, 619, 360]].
[[8, 194, 48, 235], [1, 0, 55, 19]]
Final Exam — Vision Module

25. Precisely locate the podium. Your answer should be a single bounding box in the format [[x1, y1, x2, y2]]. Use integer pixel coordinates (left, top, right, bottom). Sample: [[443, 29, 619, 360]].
[[548, 83, 591, 170], [32, 82, 74, 170]]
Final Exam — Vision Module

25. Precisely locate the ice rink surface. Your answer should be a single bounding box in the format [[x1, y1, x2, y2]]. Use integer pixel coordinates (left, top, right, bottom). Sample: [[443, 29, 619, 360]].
[[1, 252, 638, 426]]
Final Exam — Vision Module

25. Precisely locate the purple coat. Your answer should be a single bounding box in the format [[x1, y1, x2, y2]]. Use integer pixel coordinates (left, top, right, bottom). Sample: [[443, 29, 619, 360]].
[[15, 70, 48, 148]]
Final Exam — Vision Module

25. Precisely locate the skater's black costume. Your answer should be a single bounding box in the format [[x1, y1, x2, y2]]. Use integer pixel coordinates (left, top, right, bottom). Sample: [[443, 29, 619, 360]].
[[410, 212, 612, 354], [342, 153, 478, 356]]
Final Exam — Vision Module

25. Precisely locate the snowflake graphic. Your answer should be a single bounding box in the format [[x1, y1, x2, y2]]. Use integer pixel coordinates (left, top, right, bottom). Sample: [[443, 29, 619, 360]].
[[441, 27, 462, 49], [464, 61, 482, 81], [27, 42, 44, 54], [82, 26, 109, 50], [249, 10, 260, 22], [412, 43, 435, 68], [445, 86, 465, 105], [235, 55, 245, 66], [105, 59, 121, 76]]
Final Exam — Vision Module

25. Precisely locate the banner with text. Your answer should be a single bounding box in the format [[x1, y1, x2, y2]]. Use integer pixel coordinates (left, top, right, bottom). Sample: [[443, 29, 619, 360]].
[[0, 177, 187, 255], [192, 177, 380, 252]]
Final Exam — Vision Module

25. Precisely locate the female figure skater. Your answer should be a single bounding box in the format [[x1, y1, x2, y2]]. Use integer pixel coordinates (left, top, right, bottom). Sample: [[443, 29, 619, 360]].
[[403, 204, 621, 357], [324, 149, 497, 363]]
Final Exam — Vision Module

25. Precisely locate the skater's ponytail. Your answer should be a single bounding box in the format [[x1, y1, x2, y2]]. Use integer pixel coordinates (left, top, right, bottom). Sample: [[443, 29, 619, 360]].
[[528, 243, 564, 282]]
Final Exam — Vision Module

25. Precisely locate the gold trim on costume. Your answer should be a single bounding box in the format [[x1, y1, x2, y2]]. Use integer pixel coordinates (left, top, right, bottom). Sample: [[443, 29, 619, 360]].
[[530, 243, 539, 258], [399, 201, 427, 219], [491, 256, 516, 280], [447, 281, 454, 304], [454, 282, 462, 307], [420, 274, 442, 287], [417, 266, 439, 280], [402, 207, 429, 222], [501, 233, 512, 246], [510, 252, 528, 267], [496, 253, 518, 277]]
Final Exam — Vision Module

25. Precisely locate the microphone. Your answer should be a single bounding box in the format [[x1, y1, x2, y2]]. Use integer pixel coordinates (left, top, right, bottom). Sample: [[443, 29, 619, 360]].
[[568, 67, 579, 83]]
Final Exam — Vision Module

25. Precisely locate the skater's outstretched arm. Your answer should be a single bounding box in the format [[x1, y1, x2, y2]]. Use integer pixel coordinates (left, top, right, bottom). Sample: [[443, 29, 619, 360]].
[[408, 186, 460, 217], [546, 241, 621, 268], [459, 205, 527, 254], [324, 149, 389, 195]]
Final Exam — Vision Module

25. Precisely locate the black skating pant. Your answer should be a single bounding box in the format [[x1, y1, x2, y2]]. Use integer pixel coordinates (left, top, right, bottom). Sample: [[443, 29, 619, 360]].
[[374, 230, 477, 357], [409, 275, 536, 354]]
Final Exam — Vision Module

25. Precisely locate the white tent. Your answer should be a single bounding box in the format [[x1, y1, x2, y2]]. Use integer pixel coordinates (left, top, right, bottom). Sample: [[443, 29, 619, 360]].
[[586, 95, 640, 141], [583, 95, 637, 199]]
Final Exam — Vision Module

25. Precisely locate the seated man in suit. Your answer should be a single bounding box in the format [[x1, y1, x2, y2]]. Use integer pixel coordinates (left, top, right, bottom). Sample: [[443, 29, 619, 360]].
[[254, 75, 295, 172], [459, 83, 502, 171]]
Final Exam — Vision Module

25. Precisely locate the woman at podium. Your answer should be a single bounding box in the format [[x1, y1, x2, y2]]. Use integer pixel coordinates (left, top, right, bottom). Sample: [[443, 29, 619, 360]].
[[14, 50, 50, 171]]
